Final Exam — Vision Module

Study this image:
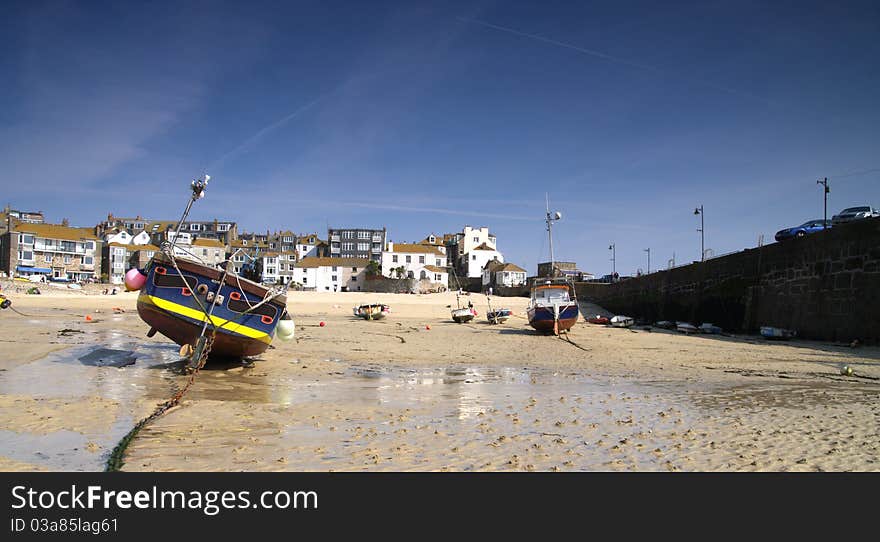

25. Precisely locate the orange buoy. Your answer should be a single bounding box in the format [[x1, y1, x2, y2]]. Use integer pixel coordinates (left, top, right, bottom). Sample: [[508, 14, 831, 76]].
[[319, 321, 326, 327], [425, 325, 431, 330], [85, 315, 93, 322]]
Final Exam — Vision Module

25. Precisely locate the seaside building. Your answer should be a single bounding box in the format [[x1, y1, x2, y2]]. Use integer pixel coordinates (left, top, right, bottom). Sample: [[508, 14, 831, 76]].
[[446, 226, 503, 278], [1, 222, 101, 282], [296, 233, 329, 260], [96, 214, 238, 247], [482, 258, 527, 289], [293, 256, 370, 292], [536, 261, 592, 281], [1, 206, 44, 227], [327, 227, 386, 262], [380, 242, 449, 290]]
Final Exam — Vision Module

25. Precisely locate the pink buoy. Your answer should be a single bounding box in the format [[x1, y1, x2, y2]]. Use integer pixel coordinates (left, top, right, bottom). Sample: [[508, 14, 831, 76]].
[[124, 268, 147, 291]]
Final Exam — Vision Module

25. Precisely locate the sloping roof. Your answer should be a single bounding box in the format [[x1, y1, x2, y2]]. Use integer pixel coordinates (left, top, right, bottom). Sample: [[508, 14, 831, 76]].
[[14, 223, 97, 241], [471, 242, 497, 251], [129, 244, 160, 251], [296, 257, 371, 269], [296, 234, 322, 244], [262, 251, 281, 258], [497, 263, 526, 273], [192, 238, 225, 248], [386, 243, 444, 256], [108, 242, 132, 249], [423, 265, 448, 273], [482, 259, 506, 272]]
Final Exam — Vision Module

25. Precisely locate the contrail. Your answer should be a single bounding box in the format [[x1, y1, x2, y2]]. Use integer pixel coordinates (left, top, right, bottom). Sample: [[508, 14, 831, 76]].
[[334, 200, 543, 222], [208, 94, 328, 172], [458, 17, 774, 105]]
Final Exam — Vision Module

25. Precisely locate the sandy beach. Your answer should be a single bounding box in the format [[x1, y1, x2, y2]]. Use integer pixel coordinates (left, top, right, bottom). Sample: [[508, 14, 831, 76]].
[[0, 280, 878, 472]]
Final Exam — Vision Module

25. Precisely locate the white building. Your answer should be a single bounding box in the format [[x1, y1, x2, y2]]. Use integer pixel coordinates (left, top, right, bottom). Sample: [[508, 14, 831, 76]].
[[381, 242, 447, 283], [296, 233, 323, 260], [293, 257, 370, 292], [482, 258, 527, 288], [465, 243, 503, 278]]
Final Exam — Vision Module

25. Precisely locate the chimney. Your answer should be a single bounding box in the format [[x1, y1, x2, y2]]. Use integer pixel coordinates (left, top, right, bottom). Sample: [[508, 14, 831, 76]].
[[62, 218, 69, 227], [387, 241, 393, 252]]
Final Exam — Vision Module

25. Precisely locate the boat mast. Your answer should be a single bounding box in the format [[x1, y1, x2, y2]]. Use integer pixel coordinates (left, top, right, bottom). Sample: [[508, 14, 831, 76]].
[[169, 174, 210, 252], [546, 193, 555, 272]]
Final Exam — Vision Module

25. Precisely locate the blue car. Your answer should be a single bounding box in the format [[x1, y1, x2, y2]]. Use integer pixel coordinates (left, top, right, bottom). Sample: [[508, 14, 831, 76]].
[[774, 219, 831, 241]]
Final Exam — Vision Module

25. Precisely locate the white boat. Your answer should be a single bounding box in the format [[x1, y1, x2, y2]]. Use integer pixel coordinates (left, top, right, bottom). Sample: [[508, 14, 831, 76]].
[[677, 322, 699, 334], [451, 294, 476, 323], [610, 315, 633, 328]]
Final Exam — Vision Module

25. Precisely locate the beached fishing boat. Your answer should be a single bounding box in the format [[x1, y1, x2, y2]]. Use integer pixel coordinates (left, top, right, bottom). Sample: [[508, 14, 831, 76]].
[[700, 323, 723, 334], [527, 196, 579, 334], [486, 308, 512, 324], [586, 315, 610, 325], [760, 326, 795, 340], [654, 320, 676, 330], [133, 175, 294, 364], [451, 294, 476, 323], [485, 296, 511, 324], [609, 315, 634, 328], [353, 303, 389, 320]]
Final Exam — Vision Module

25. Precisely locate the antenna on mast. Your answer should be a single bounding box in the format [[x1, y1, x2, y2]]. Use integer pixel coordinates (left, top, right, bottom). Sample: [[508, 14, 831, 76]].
[[545, 193, 562, 273]]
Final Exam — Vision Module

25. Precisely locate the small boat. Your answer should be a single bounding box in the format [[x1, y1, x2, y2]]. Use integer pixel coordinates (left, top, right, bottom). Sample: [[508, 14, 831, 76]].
[[486, 308, 512, 324], [676, 322, 698, 334], [760, 326, 795, 340], [700, 323, 723, 334], [354, 303, 389, 320], [451, 294, 476, 323], [654, 320, 676, 330], [485, 295, 511, 324], [135, 175, 293, 364], [610, 315, 633, 328], [526, 196, 580, 335], [586, 315, 610, 325]]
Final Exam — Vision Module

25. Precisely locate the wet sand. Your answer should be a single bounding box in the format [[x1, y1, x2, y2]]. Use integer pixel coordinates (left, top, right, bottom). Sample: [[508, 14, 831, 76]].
[[1, 284, 878, 471]]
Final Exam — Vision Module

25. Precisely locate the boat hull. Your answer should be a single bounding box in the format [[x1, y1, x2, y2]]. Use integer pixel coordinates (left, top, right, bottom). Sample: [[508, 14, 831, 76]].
[[136, 254, 287, 359], [527, 303, 579, 332]]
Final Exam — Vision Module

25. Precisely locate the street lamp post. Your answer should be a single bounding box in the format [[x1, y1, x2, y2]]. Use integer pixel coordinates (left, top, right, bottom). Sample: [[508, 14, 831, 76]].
[[644, 248, 650, 274], [817, 178, 830, 229], [608, 243, 616, 281], [694, 205, 704, 261]]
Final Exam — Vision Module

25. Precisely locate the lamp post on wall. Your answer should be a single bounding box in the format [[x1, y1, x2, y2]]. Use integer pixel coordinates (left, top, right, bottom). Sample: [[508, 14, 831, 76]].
[[608, 243, 616, 282], [694, 205, 704, 261], [817, 178, 829, 229]]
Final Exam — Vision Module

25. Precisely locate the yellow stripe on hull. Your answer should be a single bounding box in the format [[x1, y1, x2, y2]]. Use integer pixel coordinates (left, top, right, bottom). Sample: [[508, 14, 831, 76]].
[[140, 294, 271, 344]]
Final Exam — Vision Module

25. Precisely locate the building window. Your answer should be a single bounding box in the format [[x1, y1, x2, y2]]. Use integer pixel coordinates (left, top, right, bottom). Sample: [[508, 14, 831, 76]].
[[45, 255, 53, 263], [472, 255, 477, 260], [84, 256, 93, 265], [332, 266, 338, 271], [303, 277, 307, 283], [283, 236, 291, 243], [357, 231, 370, 240], [190, 223, 201, 231], [419, 256, 425, 264], [86, 241, 95, 250], [351, 267, 357, 272], [351, 276, 357, 282], [342, 242, 354, 251], [19, 234, 34, 245], [342, 231, 353, 239], [218, 224, 230, 232], [147, 251, 155, 258], [332, 275, 337, 281], [392, 255, 398, 263], [435, 274, 442, 281], [473, 237, 479, 243], [202, 249, 208, 256], [357, 243, 369, 251], [64, 255, 72, 264]]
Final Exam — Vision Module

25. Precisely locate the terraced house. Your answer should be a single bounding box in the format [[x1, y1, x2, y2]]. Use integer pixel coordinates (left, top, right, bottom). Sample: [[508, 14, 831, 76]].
[[1, 222, 101, 282]]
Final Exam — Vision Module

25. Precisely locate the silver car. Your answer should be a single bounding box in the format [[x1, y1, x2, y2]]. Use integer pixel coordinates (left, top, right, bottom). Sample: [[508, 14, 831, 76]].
[[831, 206, 880, 225]]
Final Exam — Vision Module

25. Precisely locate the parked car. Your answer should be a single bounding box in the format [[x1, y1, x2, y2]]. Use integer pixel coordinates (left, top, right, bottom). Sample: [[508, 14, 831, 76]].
[[774, 219, 831, 241], [831, 206, 880, 226]]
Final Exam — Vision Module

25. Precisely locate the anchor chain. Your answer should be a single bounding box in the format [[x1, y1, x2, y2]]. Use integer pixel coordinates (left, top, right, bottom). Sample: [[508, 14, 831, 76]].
[[105, 331, 216, 472]]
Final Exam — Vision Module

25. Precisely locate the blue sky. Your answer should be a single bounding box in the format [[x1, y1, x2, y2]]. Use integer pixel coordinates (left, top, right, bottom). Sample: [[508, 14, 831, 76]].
[[2, 0, 878, 276]]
